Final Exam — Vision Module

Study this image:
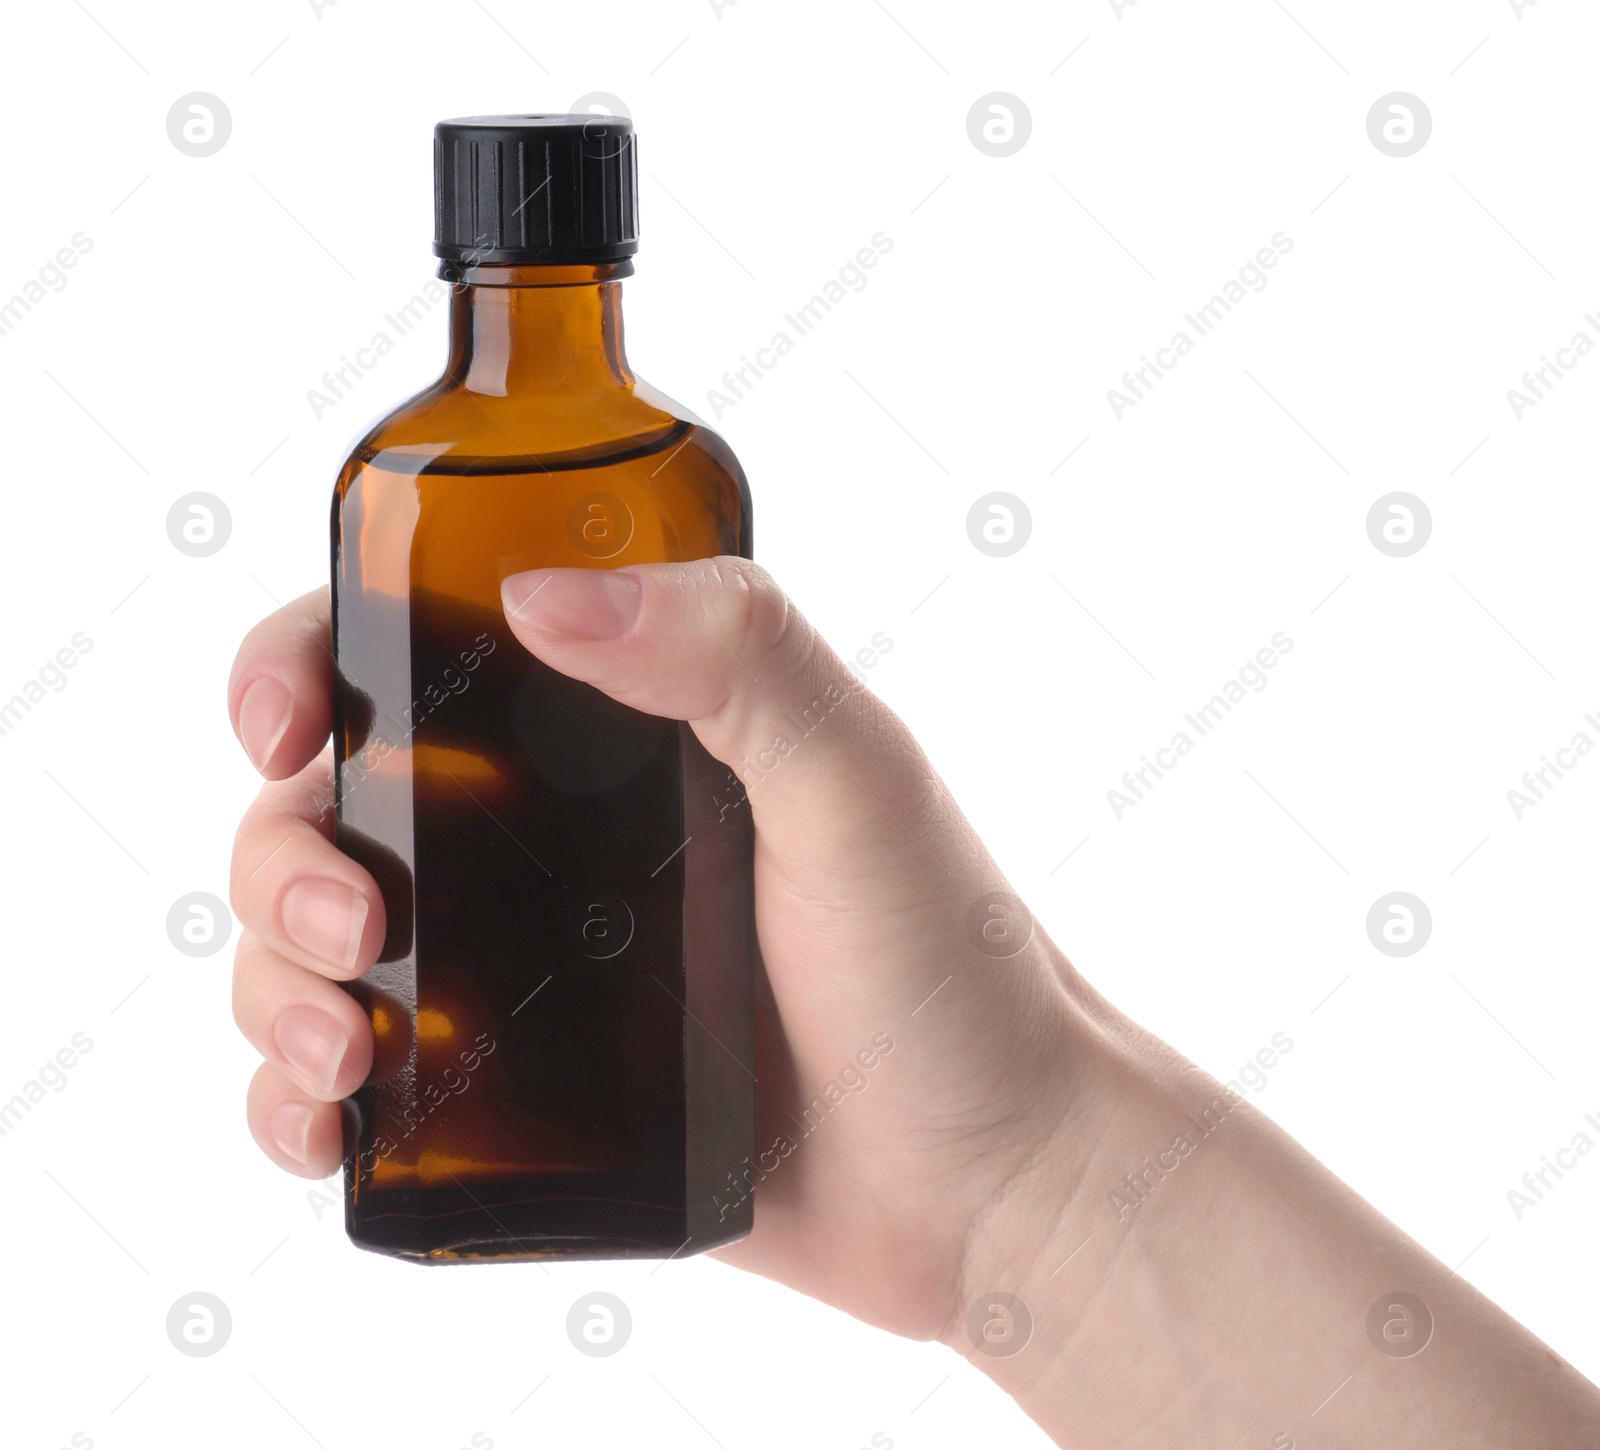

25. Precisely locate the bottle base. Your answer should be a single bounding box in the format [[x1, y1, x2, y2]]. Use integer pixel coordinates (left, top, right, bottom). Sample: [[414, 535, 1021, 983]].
[[350, 1224, 754, 1266], [344, 1174, 754, 1264]]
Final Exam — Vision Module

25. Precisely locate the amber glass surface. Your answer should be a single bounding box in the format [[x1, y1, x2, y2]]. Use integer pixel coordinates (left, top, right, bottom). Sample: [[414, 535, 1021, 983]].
[[331, 261, 755, 1263]]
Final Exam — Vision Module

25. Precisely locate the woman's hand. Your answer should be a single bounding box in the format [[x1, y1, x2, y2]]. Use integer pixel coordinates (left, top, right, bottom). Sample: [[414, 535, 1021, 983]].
[[228, 558, 1600, 1445], [226, 558, 1094, 1345]]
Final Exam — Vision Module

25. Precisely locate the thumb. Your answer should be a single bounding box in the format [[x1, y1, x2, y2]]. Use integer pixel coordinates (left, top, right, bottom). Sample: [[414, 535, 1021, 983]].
[[497, 557, 1068, 1156], [498, 557, 983, 920]]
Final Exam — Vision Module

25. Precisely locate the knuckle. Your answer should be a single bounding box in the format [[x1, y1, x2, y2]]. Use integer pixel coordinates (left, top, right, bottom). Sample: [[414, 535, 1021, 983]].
[[230, 937, 260, 1035], [228, 767, 336, 922], [227, 813, 256, 915], [229, 784, 287, 893], [705, 557, 795, 665]]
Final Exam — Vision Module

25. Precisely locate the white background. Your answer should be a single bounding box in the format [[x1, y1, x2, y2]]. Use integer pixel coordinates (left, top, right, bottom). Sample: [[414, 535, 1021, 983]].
[[1, 1, 1597, 1446]]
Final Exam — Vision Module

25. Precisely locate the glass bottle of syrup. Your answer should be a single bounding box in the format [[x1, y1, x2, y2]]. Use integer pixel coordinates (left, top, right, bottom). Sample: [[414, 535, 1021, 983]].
[[330, 114, 755, 1262]]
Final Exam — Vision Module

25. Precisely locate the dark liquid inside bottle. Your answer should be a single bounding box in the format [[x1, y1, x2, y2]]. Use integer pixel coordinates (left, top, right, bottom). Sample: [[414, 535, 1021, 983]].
[[333, 420, 755, 1262]]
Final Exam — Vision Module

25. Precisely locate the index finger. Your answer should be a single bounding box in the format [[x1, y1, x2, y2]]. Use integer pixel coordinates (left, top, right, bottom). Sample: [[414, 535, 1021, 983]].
[[227, 586, 334, 779]]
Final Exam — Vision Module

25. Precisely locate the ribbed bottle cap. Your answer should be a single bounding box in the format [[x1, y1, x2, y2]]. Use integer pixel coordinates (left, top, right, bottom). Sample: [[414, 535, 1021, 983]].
[[433, 114, 639, 265]]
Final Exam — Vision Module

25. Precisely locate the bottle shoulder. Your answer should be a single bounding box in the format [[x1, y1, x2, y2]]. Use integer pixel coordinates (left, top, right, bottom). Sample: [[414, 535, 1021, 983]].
[[339, 373, 744, 486], [333, 373, 753, 560]]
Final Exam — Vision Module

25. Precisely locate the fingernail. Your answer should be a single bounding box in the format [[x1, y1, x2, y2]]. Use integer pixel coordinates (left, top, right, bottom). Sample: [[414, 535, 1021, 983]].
[[238, 675, 293, 772], [282, 879, 369, 973], [273, 1007, 351, 1097], [502, 568, 642, 639], [269, 1101, 314, 1164]]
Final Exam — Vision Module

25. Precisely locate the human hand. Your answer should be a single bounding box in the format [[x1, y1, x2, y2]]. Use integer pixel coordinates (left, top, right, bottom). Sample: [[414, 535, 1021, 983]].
[[227, 559, 1600, 1445], [226, 558, 1093, 1345]]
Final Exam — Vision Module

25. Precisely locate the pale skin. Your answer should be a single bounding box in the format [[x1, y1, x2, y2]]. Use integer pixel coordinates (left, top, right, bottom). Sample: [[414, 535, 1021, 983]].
[[227, 558, 1600, 1445]]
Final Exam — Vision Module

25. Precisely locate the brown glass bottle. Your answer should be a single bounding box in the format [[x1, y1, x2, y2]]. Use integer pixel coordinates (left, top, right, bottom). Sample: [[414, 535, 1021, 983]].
[[330, 115, 755, 1263]]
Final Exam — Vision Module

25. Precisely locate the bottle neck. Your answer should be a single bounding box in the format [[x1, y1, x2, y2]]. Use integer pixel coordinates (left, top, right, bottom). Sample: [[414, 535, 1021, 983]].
[[441, 260, 634, 396]]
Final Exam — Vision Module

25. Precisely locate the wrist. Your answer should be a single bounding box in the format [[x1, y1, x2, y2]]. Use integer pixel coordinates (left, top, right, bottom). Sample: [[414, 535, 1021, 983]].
[[941, 993, 1190, 1407], [944, 981, 1600, 1447]]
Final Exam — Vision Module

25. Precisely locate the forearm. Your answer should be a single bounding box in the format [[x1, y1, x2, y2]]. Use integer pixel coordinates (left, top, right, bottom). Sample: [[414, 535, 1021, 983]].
[[949, 995, 1600, 1446]]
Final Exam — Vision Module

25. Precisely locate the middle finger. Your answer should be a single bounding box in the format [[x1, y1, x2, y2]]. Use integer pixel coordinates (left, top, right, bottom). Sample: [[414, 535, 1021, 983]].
[[229, 751, 386, 980]]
